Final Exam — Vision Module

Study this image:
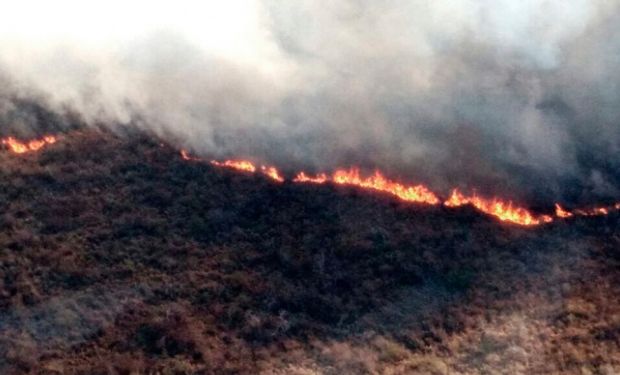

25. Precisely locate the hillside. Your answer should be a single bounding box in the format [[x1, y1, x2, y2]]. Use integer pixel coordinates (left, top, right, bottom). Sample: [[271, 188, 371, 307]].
[[0, 129, 619, 374]]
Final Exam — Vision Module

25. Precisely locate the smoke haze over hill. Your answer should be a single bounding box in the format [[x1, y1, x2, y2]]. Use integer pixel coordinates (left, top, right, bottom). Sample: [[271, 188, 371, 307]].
[[1, 0, 620, 204]]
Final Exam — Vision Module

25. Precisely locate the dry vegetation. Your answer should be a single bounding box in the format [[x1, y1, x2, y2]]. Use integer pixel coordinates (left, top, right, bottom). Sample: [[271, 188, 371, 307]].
[[0, 129, 618, 374]]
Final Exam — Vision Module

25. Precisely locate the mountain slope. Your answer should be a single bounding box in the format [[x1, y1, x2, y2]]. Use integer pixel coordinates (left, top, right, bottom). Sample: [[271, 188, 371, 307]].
[[0, 129, 618, 374]]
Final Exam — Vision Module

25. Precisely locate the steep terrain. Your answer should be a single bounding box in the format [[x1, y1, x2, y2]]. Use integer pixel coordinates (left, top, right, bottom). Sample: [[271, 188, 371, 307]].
[[0, 129, 618, 374]]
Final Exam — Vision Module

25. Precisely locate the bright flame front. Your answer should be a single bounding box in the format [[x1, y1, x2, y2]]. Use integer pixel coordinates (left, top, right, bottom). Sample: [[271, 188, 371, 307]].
[[555, 204, 573, 218], [293, 172, 328, 184], [207, 157, 620, 227], [331, 168, 440, 205], [445, 189, 553, 226], [3, 137, 617, 228], [261, 166, 284, 182], [1, 135, 57, 154], [210, 159, 257, 173]]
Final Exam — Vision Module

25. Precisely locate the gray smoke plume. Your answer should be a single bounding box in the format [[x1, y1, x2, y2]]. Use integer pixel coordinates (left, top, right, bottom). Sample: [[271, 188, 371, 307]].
[[0, 1, 619, 205]]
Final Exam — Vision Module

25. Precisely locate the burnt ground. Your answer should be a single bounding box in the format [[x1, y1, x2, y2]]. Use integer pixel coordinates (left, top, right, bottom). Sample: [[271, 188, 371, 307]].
[[0, 129, 618, 374]]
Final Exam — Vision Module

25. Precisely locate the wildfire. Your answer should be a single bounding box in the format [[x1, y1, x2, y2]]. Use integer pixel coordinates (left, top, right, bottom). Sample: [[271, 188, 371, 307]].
[[3, 135, 618, 228], [187, 153, 620, 227], [208, 158, 285, 182], [445, 189, 553, 226], [210, 159, 256, 173], [180, 149, 201, 161], [293, 172, 328, 184], [555, 204, 573, 218], [554, 202, 620, 218], [331, 168, 441, 205], [261, 166, 285, 182], [575, 206, 610, 216], [1, 135, 57, 154]]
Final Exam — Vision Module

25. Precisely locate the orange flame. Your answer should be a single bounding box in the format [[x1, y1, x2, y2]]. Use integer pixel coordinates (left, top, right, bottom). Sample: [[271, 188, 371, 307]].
[[555, 204, 573, 218], [1, 135, 57, 154], [443, 189, 470, 208], [210, 159, 256, 173], [4, 135, 618, 228], [180, 149, 194, 161], [332, 168, 440, 205], [445, 189, 553, 226], [293, 169, 440, 204], [293, 172, 329, 184], [209, 158, 284, 182], [575, 206, 610, 216], [554, 202, 620, 218], [261, 166, 285, 182], [187, 155, 620, 227]]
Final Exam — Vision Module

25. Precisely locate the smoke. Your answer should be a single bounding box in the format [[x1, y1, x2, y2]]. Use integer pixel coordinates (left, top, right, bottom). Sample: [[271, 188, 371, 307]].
[[1, 0, 619, 204]]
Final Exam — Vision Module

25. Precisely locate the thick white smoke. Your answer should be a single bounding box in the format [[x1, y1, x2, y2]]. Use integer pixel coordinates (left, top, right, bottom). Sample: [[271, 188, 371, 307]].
[[0, 0, 619, 203]]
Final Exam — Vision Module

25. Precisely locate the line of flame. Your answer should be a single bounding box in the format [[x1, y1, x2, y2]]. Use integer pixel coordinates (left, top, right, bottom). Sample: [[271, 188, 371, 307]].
[[294, 170, 439, 204], [555, 204, 573, 218], [331, 168, 441, 205], [445, 189, 553, 226], [3, 140, 617, 227], [1, 136, 57, 154], [293, 171, 329, 184], [260, 166, 285, 182], [202, 156, 284, 182], [200, 154, 620, 226], [210, 159, 257, 173]]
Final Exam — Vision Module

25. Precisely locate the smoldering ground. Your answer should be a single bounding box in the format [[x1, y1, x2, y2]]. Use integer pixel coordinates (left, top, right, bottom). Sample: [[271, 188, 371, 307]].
[[0, 1, 619, 206]]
